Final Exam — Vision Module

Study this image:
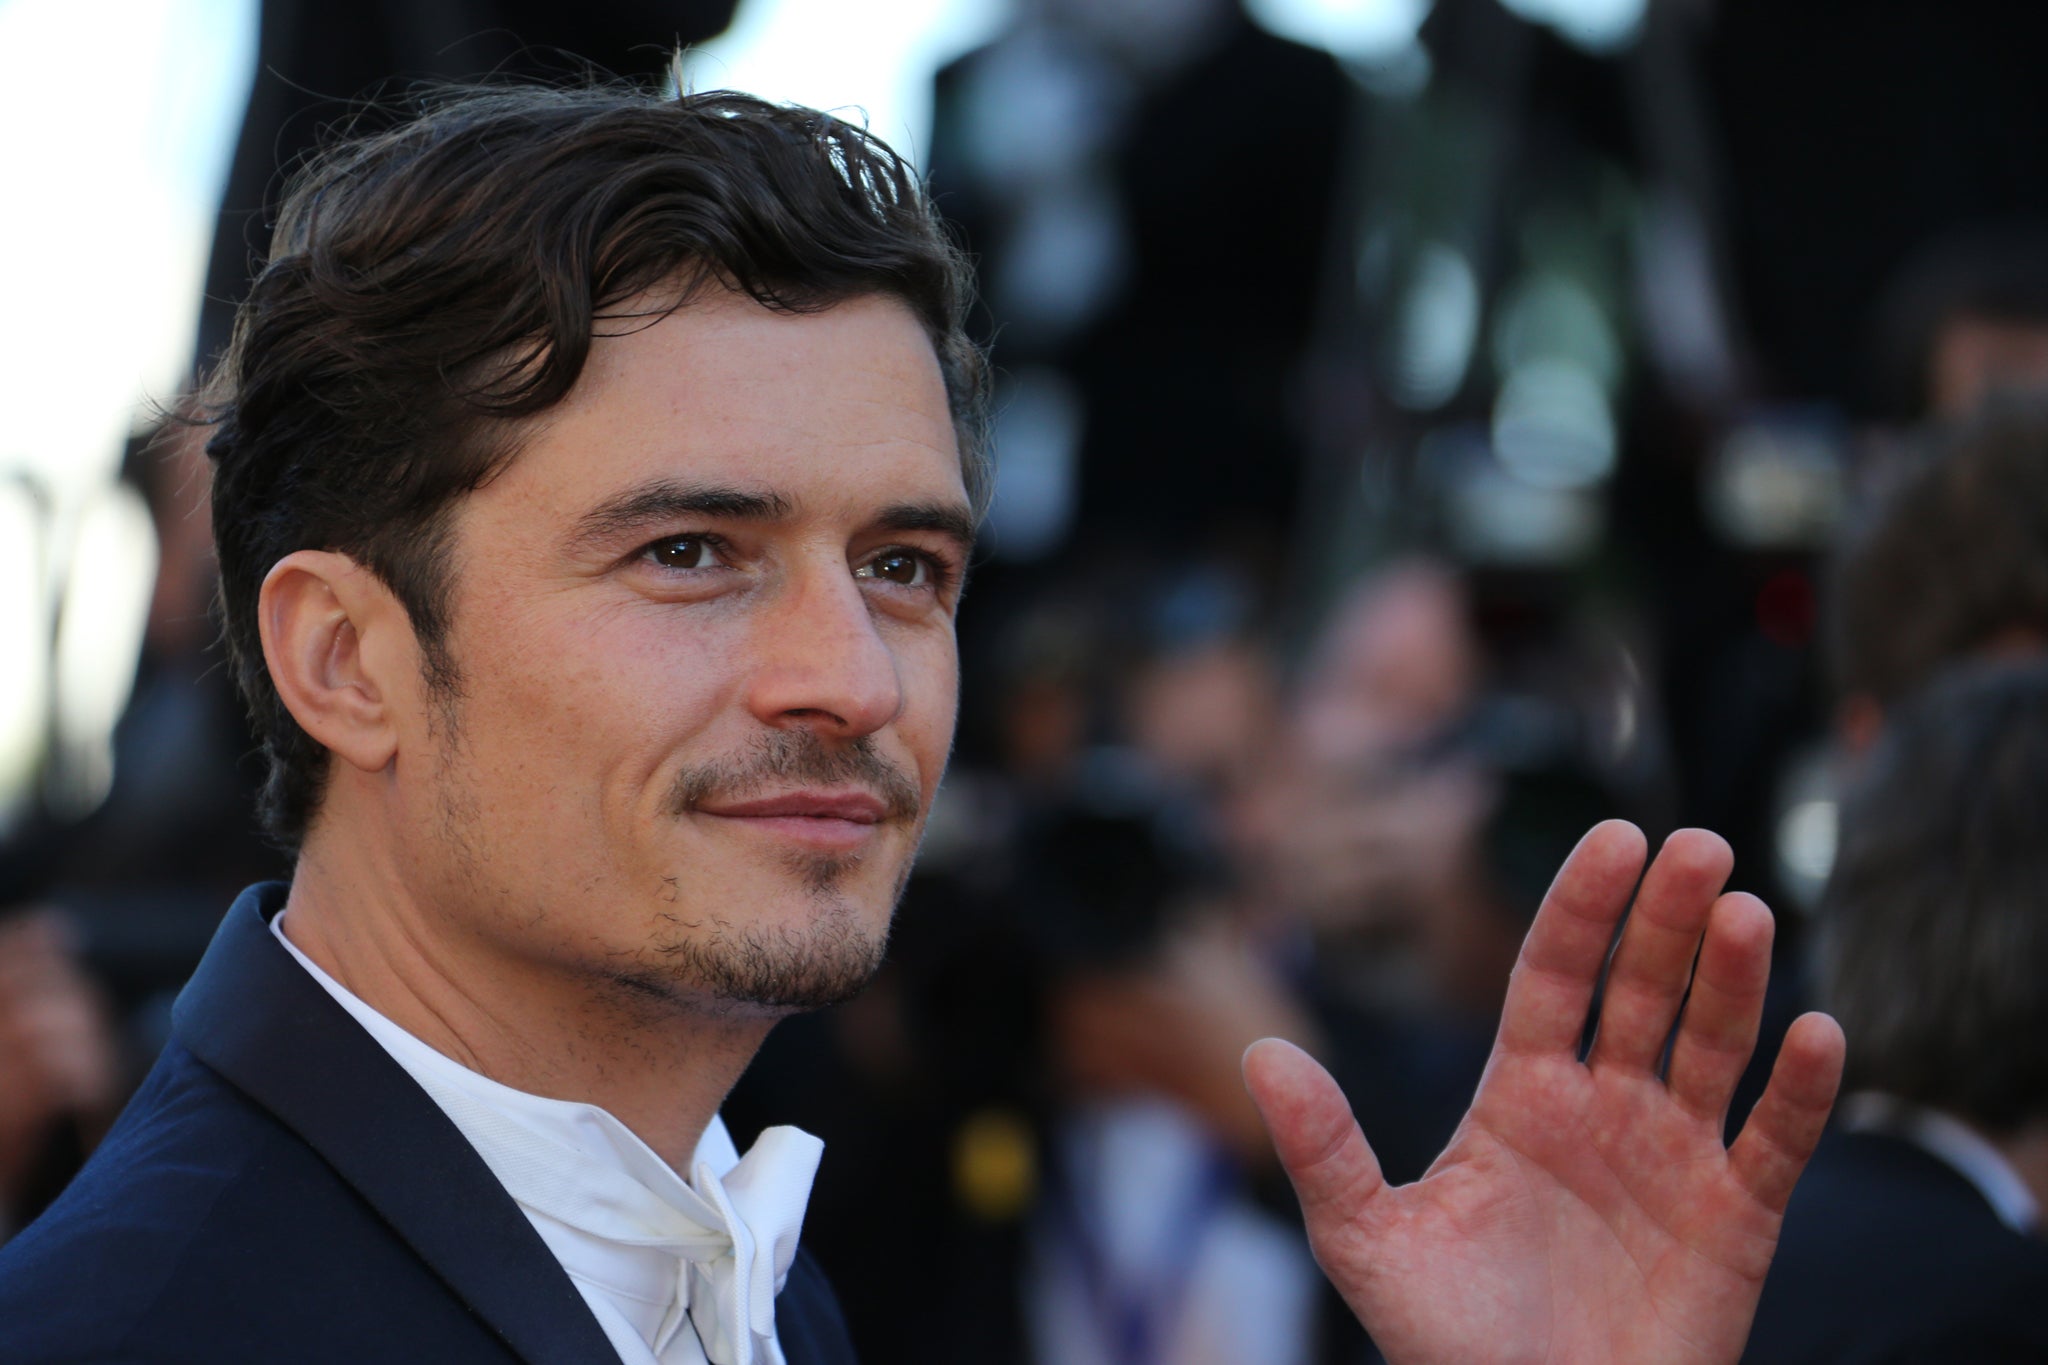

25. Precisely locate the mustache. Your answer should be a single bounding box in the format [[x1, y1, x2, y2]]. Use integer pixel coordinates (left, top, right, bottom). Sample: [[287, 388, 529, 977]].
[[663, 731, 923, 823]]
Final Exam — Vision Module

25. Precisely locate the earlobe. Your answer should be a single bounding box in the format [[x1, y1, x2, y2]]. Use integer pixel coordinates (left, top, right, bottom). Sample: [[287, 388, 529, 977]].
[[259, 551, 403, 774]]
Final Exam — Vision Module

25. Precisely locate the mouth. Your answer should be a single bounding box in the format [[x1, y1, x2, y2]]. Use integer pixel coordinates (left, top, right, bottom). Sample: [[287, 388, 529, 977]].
[[691, 788, 898, 854]]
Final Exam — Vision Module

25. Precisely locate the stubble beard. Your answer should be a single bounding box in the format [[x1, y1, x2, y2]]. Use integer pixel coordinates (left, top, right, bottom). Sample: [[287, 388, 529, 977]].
[[633, 853, 913, 1015], [644, 729, 926, 1013], [431, 713, 927, 1018]]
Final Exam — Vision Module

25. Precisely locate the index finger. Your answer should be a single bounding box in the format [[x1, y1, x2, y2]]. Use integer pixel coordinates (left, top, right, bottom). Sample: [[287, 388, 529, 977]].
[[1494, 819, 1647, 1058]]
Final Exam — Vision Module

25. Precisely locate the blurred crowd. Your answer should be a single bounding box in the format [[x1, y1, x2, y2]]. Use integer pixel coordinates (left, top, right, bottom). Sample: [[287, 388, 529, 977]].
[[5, 0, 2048, 1361]]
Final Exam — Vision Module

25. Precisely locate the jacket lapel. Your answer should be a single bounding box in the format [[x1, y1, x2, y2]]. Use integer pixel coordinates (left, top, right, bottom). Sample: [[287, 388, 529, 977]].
[[172, 885, 623, 1365]]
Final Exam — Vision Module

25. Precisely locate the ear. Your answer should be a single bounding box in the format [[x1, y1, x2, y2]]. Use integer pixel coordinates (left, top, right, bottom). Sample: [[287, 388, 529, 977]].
[[258, 550, 415, 774]]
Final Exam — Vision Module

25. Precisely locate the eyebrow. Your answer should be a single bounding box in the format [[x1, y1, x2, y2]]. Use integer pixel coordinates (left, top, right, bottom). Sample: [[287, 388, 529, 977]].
[[562, 479, 979, 557], [564, 480, 794, 553], [873, 501, 980, 554]]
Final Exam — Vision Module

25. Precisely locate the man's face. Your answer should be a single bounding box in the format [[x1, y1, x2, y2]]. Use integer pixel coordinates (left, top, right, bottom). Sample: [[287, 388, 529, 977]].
[[1930, 314, 2048, 417], [388, 289, 971, 1017]]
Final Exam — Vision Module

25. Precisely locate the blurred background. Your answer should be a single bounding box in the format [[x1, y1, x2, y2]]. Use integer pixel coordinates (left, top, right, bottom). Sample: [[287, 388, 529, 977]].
[[6, 0, 2048, 1360]]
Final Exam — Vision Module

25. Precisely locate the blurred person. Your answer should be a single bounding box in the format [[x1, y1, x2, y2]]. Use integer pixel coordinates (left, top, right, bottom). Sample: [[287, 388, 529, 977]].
[[0, 78, 1846, 1365], [0, 913, 122, 1238], [0, 423, 276, 1239], [1873, 224, 2048, 423], [1746, 662, 2048, 1363], [32, 422, 287, 1027], [1024, 787, 1323, 1365], [1828, 397, 2048, 756], [927, 0, 1346, 551], [1123, 634, 1279, 808], [1291, 561, 1480, 770], [1744, 399, 2048, 1360], [1029, 576, 1340, 1363], [1245, 561, 1484, 951], [1784, 319, 2048, 977], [986, 594, 1106, 793]]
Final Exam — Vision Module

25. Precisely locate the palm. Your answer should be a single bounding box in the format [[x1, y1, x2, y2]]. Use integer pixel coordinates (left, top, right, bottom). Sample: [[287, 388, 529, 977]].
[[1248, 822, 1845, 1365]]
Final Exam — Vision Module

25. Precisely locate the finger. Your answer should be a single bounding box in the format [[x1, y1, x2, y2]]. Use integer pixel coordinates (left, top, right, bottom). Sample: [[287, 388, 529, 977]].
[[1727, 1012, 1846, 1214], [1588, 829, 1734, 1074], [1495, 820, 1649, 1058], [1664, 892, 1774, 1122], [1243, 1038, 1387, 1236]]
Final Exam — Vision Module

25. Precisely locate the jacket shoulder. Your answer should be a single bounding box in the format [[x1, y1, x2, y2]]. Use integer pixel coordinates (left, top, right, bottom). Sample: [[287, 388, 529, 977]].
[[0, 1043, 516, 1364], [1746, 1130, 2048, 1364], [0, 1044, 277, 1353]]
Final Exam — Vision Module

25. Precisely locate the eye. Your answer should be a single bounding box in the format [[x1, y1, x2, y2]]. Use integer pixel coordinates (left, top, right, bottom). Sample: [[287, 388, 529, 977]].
[[857, 549, 937, 589], [643, 535, 721, 571]]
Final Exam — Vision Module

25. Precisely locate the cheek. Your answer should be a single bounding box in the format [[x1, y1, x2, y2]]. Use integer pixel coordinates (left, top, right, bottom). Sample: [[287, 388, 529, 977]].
[[896, 632, 961, 789], [458, 600, 742, 793]]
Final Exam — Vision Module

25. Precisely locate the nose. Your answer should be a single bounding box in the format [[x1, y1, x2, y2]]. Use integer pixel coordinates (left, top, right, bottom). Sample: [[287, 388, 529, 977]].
[[744, 561, 905, 739]]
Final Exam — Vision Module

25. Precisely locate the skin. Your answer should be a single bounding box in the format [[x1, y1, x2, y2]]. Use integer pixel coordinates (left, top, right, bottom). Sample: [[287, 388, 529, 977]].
[[1929, 315, 2048, 418], [256, 286, 1842, 1361], [259, 289, 971, 1170], [1245, 822, 1847, 1364], [0, 913, 120, 1207], [2000, 1127, 2048, 1215]]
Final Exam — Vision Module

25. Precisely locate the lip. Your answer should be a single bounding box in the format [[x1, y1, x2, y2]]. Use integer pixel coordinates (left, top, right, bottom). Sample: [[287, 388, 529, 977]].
[[691, 789, 895, 854], [698, 790, 891, 822]]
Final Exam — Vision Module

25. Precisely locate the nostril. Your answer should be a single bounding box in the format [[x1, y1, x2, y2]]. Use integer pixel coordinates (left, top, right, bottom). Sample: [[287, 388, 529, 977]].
[[780, 706, 852, 729]]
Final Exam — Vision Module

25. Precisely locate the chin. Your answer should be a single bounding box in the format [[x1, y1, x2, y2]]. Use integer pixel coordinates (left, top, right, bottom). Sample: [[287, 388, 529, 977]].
[[608, 879, 893, 1016]]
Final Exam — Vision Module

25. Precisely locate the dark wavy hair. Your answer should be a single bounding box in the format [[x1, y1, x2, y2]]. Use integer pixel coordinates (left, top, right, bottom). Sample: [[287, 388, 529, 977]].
[[1820, 660, 2048, 1131], [204, 82, 989, 849], [1828, 396, 2048, 708]]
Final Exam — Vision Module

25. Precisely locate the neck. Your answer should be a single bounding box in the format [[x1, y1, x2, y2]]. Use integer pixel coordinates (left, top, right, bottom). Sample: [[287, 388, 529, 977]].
[[280, 835, 775, 1172], [1992, 1125, 2048, 1223]]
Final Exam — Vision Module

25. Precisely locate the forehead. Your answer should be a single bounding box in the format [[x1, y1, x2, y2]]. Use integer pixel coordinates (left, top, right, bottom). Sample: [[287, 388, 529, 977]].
[[482, 288, 967, 527]]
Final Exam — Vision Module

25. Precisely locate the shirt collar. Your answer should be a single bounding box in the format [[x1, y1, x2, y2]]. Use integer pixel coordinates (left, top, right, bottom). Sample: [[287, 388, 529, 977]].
[[1841, 1091, 2040, 1234], [268, 911, 740, 1176], [269, 911, 822, 1365]]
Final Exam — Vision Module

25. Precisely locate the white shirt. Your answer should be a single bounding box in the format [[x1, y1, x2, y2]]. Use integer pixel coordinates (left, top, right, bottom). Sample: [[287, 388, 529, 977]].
[[270, 913, 823, 1365]]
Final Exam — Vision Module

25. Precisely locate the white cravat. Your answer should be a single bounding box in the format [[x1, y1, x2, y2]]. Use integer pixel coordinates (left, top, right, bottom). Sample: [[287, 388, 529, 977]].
[[269, 914, 823, 1365]]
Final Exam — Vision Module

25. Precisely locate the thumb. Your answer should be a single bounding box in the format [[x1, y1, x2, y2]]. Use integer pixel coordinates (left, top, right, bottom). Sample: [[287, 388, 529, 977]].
[[1243, 1038, 1387, 1234]]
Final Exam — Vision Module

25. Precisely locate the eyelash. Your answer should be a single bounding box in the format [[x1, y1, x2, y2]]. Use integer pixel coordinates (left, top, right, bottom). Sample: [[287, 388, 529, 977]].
[[636, 534, 961, 596], [858, 546, 961, 594]]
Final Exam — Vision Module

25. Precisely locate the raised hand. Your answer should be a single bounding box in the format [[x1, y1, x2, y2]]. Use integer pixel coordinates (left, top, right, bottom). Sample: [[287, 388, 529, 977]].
[[1245, 821, 1845, 1365]]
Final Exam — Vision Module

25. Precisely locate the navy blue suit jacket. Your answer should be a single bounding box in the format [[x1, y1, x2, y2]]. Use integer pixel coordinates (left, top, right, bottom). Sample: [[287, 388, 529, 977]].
[[1744, 1127, 2048, 1364], [0, 884, 858, 1364]]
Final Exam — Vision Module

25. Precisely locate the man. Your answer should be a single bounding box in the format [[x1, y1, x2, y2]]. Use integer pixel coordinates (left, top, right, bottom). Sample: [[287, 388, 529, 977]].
[[1871, 225, 2048, 423], [1740, 403, 2048, 1362], [0, 81, 1845, 1363], [1747, 662, 2048, 1362], [1828, 395, 2048, 756]]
